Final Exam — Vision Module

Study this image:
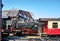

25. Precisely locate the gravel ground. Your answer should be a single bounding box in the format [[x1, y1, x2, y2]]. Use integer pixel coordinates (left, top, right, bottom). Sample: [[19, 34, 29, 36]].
[[2, 36, 60, 41]]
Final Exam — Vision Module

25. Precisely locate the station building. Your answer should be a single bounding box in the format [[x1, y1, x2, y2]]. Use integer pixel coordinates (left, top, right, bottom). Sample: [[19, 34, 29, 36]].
[[2, 9, 34, 29]]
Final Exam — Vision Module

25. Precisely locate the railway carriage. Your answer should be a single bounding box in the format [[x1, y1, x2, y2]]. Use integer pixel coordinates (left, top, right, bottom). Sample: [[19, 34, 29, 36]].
[[39, 18, 60, 36]]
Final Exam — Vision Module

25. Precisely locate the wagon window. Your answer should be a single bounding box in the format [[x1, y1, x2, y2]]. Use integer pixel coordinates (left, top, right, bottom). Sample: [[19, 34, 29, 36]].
[[52, 22, 58, 28]]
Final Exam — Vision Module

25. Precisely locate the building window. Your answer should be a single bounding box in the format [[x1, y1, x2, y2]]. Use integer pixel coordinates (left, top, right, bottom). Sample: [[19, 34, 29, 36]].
[[24, 15, 26, 18], [52, 22, 58, 28], [19, 13, 23, 16]]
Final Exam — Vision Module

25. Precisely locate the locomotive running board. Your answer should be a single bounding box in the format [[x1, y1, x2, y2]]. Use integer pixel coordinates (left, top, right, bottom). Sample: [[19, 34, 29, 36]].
[[26, 36, 41, 39]]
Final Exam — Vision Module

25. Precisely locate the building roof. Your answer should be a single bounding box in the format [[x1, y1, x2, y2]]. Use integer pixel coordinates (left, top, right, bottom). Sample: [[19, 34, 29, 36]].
[[39, 18, 60, 21], [2, 10, 19, 18], [2, 9, 33, 18], [19, 10, 32, 18], [2, 10, 18, 18], [7, 10, 19, 17], [2, 10, 8, 18]]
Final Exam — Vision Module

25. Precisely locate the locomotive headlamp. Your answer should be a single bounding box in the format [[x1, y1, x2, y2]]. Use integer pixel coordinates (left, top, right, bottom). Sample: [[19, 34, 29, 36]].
[[35, 25, 37, 27]]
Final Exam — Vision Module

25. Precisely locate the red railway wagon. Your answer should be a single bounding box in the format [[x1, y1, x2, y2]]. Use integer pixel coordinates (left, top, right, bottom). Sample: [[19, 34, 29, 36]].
[[39, 18, 60, 36]]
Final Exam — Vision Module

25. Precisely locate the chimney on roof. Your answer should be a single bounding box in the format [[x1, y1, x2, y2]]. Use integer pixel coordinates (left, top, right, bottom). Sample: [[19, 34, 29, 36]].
[[39, 18, 41, 21]]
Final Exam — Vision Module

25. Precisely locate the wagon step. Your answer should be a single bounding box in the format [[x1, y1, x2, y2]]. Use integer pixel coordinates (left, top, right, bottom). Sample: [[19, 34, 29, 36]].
[[41, 33, 47, 37]]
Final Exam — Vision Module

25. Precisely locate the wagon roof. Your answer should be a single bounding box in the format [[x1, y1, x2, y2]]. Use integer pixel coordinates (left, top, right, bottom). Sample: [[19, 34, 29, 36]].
[[39, 18, 60, 21]]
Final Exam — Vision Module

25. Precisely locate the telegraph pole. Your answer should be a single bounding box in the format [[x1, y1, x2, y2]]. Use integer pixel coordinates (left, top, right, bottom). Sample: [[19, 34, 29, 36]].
[[0, 3, 3, 41]]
